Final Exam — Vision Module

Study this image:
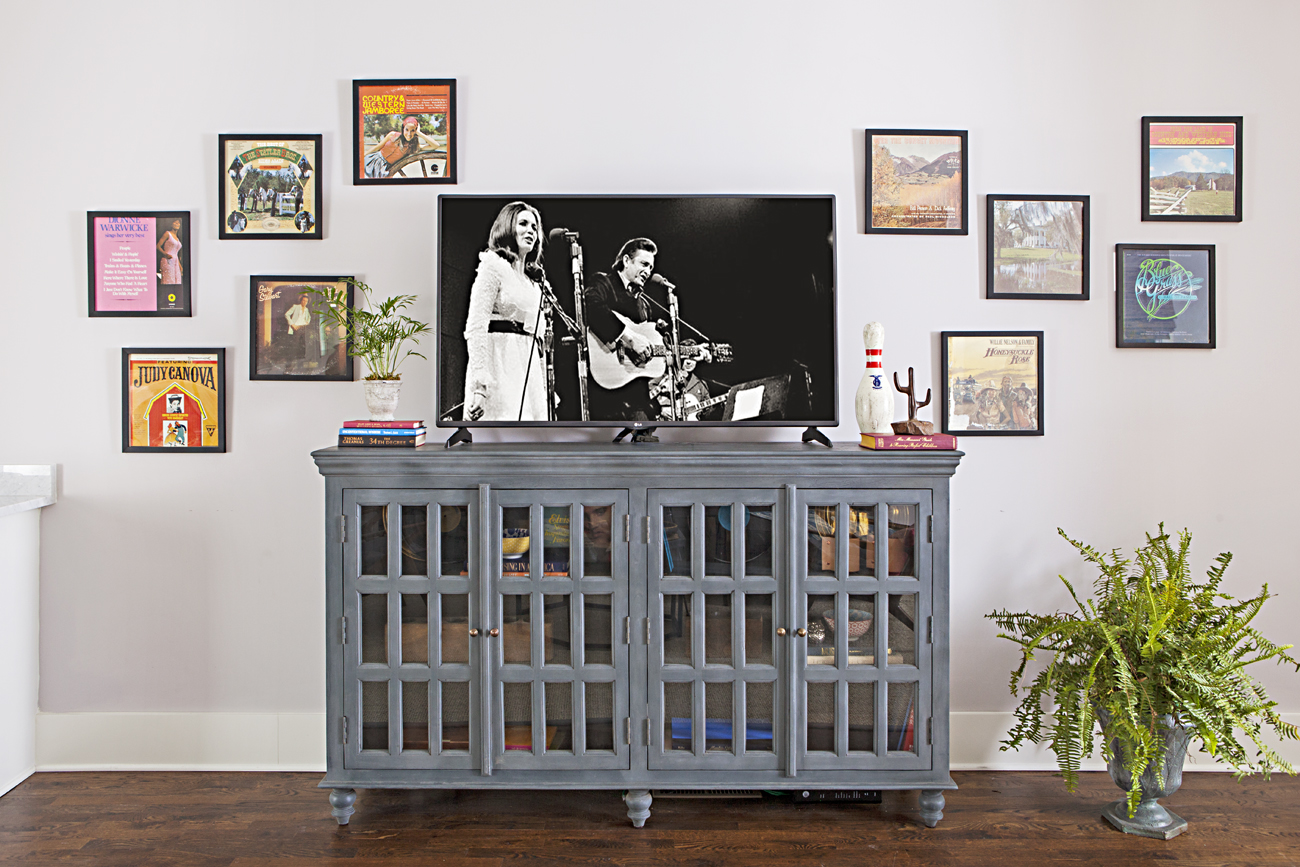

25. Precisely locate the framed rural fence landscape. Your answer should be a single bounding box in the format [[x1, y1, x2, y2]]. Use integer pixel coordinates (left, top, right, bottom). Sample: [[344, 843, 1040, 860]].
[[986, 195, 1089, 300], [866, 129, 968, 235], [1142, 116, 1242, 222]]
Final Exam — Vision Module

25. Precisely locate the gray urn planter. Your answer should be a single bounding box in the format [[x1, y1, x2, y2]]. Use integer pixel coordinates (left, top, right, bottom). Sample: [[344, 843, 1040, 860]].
[[1102, 715, 1190, 840]]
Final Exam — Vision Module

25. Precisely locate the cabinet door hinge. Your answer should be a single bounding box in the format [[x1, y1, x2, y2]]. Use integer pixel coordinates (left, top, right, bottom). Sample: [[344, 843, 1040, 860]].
[[644, 515, 652, 544], [927, 515, 933, 544], [341, 716, 349, 745], [623, 616, 631, 644], [340, 514, 348, 544], [645, 617, 651, 645], [926, 717, 932, 746], [623, 513, 631, 542], [341, 616, 348, 645], [644, 718, 652, 744], [624, 718, 632, 745], [927, 616, 933, 644]]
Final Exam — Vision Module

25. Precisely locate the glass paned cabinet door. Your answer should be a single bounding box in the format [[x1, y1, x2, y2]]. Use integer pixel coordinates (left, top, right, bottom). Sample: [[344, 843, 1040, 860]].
[[794, 490, 931, 772], [342, 490, 479, 770], [489, 491, 631, 771], [648, 489, 782, 770]]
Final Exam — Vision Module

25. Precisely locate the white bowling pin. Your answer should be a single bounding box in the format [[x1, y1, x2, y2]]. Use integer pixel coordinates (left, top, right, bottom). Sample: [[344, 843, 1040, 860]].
[[855, 322, 894, 434]]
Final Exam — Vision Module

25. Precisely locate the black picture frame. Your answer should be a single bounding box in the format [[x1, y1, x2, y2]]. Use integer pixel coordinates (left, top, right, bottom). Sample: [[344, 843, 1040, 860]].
[[940, 331, 1043, 436], [218, 134, 323, 240], [122, 348, 227, 453], [1115, 244, 1216, 349], [87, 211, 192, 317], [865, 128, 968, 235], [353, 79, 457, 185], [250, 276, 355, 381], [986, 195, 1089, 300], [1142, 116, 1242, 222]]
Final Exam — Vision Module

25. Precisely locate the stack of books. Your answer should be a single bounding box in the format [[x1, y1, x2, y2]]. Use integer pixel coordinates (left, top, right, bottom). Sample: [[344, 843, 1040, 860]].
[[338, 419, 427, 448]]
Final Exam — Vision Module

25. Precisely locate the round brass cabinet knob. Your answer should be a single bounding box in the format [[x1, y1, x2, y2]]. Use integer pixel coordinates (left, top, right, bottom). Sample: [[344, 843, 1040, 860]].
[[468, 628, 480, 637], [796, 627, 808, 637], [489, 628, 501, 638], [776, 627, 787, 637]]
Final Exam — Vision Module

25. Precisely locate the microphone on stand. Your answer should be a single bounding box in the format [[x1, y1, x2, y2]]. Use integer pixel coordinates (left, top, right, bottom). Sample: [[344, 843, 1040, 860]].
[[649, 274, 676, 290], [548, 227, 578, 243]]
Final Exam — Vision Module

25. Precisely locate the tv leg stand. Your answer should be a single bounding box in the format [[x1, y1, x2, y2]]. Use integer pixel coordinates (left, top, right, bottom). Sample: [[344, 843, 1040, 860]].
[[802, 426, 832, 447], [614, 427, 659, 443], [444, 427, 473, 448]]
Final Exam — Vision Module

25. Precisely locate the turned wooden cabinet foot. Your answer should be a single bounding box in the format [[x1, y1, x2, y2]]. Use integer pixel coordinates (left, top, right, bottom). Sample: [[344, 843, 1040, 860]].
[[329, 788, 357, 825], [624, 789, 653, 828], [918, 789, 945, 827]]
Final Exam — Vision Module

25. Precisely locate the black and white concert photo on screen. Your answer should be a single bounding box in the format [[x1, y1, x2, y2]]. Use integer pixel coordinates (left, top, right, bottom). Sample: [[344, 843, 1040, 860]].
[[437, 196, 837, 428]]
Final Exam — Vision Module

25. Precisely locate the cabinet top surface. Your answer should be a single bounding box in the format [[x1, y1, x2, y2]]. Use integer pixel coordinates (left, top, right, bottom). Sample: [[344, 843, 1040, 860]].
[[312, 441, 963, 479]]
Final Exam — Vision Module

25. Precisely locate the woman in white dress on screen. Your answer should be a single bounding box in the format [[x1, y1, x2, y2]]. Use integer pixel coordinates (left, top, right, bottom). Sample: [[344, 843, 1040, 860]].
[[462, 201, 550, 422]]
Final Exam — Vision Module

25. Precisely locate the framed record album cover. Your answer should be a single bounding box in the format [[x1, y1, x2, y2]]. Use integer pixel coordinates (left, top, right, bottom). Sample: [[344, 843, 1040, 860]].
[[353, 79, 456, 184], [122, 348, 227, 452], [250, 276, 354, 381], [87, 211, 191, 316], [1142, 117, 1242, 222], [866, 129, 968, 234], [940, 331, 1043, 436], [1115, 244, 1215, 348], [218, 134, 322, 239], [986, 195, 1089, 300]]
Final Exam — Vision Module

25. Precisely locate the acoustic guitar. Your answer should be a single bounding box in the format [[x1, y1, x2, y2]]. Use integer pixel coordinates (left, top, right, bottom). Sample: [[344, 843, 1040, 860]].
[[587, 312, 732, 390]]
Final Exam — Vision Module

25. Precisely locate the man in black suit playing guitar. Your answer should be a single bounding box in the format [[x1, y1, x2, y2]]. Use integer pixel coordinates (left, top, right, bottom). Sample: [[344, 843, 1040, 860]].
[[584, 237, 661, 421]]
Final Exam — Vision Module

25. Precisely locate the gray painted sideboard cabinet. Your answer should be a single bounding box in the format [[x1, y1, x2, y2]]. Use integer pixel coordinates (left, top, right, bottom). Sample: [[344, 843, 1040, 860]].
[[312, 442, 962, 827]]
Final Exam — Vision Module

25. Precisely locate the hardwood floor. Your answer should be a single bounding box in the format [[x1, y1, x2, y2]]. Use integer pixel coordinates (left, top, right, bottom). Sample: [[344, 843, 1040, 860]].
[[2, 771, 1298, 865]]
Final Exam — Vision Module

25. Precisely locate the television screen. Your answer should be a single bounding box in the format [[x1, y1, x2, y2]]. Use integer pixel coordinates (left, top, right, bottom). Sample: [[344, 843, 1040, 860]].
[[437, 196, 837, 429]]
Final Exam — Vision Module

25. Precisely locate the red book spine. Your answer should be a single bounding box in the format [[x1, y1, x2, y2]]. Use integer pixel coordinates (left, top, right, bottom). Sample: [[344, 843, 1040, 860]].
[[859, 433, 958, 450], [341, 419, 426, 429]]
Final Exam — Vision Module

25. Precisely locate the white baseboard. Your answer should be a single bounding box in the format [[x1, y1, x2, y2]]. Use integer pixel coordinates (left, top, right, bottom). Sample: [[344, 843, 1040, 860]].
[[1, 766, 34, 797], [36, 713, 326, 772], [32, 711, 1300, 773]]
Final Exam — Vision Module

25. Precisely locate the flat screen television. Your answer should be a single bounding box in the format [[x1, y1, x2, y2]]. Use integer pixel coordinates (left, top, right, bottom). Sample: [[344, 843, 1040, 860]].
[[437, 195, 837, 430]]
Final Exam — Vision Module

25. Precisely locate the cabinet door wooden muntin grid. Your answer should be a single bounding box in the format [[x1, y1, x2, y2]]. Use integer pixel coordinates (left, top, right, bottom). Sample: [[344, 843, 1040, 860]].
[[342, 489, 479, 770], [647, 488, 785, 771], [793, 489, 933, 773], [489, 490, 632, 771]]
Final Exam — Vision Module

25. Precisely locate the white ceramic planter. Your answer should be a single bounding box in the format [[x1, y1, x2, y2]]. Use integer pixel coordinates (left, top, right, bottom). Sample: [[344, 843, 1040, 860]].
[[364, 379, 401, 421]]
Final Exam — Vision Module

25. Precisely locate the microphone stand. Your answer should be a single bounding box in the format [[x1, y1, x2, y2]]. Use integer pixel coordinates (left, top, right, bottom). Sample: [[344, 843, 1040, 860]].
[[565, 234, 591, 422], [665, 285, 683, 421], [538, 278, 581, 422]]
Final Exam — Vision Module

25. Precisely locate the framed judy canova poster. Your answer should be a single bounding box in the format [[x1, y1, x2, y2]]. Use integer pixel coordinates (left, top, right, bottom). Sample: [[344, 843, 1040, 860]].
[[87, 211, 191, 316], [122, 348, 227, 453], [219, 134, 322, 239]]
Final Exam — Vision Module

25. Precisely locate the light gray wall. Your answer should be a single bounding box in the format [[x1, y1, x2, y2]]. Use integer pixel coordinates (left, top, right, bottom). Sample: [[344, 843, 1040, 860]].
[[4, 1, 1296, 726]]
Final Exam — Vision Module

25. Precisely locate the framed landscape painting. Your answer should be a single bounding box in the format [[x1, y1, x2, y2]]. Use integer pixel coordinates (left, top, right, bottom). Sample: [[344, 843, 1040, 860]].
[[940, 331, 1043, 436], [1142, 117, 1242, 222], [986, 195, 1089, 300], [218, 134, 323, 239], [866, 129, 967, 234], [1115, 244, 1215, 348]]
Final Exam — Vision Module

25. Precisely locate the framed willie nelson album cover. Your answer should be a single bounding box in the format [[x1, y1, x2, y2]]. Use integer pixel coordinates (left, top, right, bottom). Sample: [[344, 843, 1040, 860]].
[[218, 134, 322, 239], [353, 79, 456, 185], [122, 348, 227, 452]]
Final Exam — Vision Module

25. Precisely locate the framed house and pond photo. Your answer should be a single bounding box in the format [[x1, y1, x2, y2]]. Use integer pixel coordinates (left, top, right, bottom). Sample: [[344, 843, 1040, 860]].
[[1115, 244, 1216, 349], [940, 331, 1043, 436], [249, 276, 354, 381], [218, 134, 322, 239], [1142, 116, 1242, 222], [121, 348, 227, 453], [87, 211, 191, 317], [353, 79, 456, 185], [866, 129, 967, 235], [986, 195, 1089, 300]]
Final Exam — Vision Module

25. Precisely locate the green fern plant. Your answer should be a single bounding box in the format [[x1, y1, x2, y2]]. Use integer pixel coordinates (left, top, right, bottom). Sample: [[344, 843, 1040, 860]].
[[306, 278, 431, 380], [987, 525, 1298, 817]]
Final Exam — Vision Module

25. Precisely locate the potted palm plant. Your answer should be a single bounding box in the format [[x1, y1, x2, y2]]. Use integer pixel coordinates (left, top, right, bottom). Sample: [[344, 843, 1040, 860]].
[[308, 278, 431, 420], [987, 525, 1298, 839]]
